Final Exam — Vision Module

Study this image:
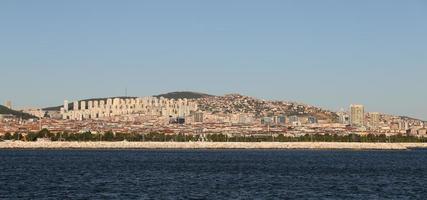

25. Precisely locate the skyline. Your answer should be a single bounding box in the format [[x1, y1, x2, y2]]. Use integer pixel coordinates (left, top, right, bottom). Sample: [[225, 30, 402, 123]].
[[1, 1, 426, 119]]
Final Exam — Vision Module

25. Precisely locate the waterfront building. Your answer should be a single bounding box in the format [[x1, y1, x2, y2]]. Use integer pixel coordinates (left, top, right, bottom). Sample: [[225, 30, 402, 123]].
[[350, 104, 364, 127]]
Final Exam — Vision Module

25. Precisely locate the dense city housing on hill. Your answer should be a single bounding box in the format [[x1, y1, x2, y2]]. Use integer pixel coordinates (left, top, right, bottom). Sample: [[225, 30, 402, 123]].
[[0, 92, 426, 142]]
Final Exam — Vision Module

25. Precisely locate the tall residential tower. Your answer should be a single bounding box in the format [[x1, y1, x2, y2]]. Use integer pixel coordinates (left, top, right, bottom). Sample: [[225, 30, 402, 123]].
[[350, 104, 365, 127]]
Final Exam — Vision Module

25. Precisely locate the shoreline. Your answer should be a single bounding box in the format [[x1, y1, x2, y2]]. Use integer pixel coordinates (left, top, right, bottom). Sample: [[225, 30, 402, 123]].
[[1, 141, 427, 150]]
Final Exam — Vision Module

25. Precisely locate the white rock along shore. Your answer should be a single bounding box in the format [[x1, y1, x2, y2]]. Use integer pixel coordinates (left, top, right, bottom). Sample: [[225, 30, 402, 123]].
[[1, 141, 427, 150]]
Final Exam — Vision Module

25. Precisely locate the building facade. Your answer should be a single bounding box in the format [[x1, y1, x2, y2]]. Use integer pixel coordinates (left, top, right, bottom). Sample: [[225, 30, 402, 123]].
[[350, 104, 365, 127], [61, 97, 198, 121], [369, 112, 380, 129]]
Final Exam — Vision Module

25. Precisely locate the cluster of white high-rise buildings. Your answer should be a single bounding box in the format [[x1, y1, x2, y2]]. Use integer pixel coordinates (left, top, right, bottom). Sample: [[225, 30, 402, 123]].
[[61, 97, 198, 120]]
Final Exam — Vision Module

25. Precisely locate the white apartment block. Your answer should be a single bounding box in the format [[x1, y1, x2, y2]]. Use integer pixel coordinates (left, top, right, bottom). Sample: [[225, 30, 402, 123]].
[[61, 97, 198, 121]]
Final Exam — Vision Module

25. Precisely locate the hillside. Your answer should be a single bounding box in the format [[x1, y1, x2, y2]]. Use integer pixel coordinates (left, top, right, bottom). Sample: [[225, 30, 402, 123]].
[[0, 105, 38, 119], [196, 94, 339, 122]]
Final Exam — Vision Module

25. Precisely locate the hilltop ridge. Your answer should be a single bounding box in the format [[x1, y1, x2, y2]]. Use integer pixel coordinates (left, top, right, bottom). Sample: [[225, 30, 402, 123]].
[[0, 105, 38, 119], [154, 91, 213, 99]]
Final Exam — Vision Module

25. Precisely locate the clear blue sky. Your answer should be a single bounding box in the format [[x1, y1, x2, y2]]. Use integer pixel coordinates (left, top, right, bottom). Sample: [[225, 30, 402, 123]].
[[0, 0, 426, 120]]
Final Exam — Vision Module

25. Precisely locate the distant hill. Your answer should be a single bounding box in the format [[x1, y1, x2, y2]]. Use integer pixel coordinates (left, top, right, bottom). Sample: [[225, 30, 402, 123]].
[[0, 105, 38, 119], [155, 91, 213, 99]]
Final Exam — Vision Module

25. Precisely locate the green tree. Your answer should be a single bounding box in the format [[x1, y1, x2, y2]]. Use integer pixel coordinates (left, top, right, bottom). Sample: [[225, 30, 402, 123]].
[[81, 131, 93, 141], [3, 132, 12, 140], [103, 131, 114, 141], [37, 128, 51, 138], [26, 132, 38, 141]]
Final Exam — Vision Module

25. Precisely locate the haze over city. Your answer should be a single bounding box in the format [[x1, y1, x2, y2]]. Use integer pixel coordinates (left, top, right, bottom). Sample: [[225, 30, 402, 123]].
[[1, 0, 426, 120]]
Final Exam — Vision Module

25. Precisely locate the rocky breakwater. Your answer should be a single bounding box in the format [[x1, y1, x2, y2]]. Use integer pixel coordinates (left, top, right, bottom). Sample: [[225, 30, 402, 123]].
[[1, 141, 427, 150]]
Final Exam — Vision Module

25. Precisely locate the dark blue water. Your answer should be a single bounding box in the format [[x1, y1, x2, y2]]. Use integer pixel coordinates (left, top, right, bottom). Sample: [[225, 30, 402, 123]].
[[1, 150, 427, 200]]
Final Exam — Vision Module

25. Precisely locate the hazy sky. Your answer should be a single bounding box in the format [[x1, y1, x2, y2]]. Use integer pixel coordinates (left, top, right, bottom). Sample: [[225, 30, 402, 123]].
[[0, 0, 426, 120]]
